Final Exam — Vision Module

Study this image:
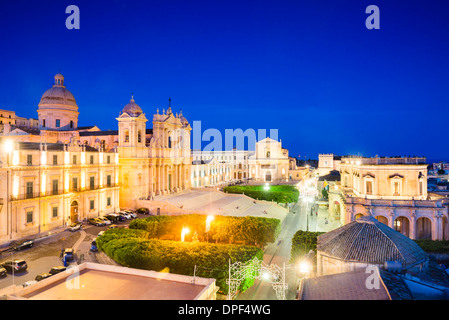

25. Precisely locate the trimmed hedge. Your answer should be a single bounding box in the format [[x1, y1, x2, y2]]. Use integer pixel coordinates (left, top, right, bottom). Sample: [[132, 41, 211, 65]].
[[290, 230, 324, 263], [129, 214, 281, 246], [414, 239, 449, 253], [96, 228, 263, 294], [223, 185, 299, 203]]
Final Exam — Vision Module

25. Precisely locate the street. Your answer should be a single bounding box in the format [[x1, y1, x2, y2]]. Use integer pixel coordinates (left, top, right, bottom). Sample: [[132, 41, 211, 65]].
[[0, 214, 141, 290], [237, 199, 315, 300]]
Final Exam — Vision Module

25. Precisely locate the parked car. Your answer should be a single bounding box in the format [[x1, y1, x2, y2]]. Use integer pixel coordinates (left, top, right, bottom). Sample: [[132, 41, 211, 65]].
[[90, 239, 98, 252], [88, 218, 104, 226], [49, 266, 66, 275], [35, 273, 53, 281], [105, 214, 119, 222], [13, 239, 34, 251], [97, 231, 105, 237], [136, 207, 150, 215], [119, 212, 132, 220], [68, 222, 82, 232], [97, 217, 111, 225], [2, 259, 28, 273], [123, 210, 137, 219], [116, 214, 127, 221], [0, 266, 6, 278], [63, 248, 74, 261]]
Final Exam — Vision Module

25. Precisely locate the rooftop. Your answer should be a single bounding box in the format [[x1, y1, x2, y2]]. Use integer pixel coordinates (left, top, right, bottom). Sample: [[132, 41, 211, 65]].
[[299, 268, 413, 300], [317, 216, 428, 268], [5, 262, 216, 300]]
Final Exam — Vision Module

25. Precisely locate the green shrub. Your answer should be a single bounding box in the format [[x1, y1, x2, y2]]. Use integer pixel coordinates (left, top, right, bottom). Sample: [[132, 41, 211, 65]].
[[414, 239, 449, 253], [290, 230, 324, 263], [129, 214, 281, 246], [96, 228, 263, 294], [223, 185, 299, 203]]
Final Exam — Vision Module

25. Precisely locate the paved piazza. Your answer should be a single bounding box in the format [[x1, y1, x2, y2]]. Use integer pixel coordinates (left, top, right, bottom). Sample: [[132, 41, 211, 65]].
[[154, 189, 289, 221]]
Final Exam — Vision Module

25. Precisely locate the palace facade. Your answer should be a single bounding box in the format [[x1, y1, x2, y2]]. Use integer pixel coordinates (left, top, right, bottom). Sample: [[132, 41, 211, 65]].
[[325, 155, 449, 240]]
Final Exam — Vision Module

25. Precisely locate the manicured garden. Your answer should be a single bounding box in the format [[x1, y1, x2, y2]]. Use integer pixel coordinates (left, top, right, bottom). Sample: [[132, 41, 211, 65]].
[[223, 184, 299, 203], [96, 214, 282, 295]]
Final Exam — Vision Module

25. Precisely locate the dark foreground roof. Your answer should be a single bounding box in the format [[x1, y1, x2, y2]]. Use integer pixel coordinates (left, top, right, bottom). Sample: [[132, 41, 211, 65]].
[[318, 216, 428, 268]]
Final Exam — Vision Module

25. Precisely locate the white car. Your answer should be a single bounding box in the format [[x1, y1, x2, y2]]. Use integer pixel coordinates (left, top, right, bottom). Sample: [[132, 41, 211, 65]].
[[124, 210, 137, 219], [68, 223, 82, 232], [119, 211, 132, 220], [97, 231, 105, 237]]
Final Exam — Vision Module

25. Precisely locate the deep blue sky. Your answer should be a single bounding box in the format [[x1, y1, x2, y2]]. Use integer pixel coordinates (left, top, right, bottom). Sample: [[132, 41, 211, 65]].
[[1, 0, 449, 161]]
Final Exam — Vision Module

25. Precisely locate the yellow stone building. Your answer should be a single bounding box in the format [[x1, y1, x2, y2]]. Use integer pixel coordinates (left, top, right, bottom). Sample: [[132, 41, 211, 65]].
[[327, 156, 449, 240]]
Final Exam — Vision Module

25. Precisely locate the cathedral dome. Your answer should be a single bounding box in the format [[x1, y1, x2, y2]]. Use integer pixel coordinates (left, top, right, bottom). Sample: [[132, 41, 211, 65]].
[[122, 95, 143, 116], [38, 73, 77, 108]]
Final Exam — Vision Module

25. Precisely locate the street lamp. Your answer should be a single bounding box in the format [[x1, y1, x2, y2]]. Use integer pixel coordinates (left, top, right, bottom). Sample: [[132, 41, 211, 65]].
[[298, 260, 312, 275], [205, 215, 214, 233], [181, 227, 190, 242], [264, 183, 270, 191]]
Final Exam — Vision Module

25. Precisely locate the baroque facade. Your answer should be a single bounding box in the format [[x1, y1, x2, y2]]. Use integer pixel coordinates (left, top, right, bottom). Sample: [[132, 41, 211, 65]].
[[0, 73, 300, 243], [327, 155, 449, 240]]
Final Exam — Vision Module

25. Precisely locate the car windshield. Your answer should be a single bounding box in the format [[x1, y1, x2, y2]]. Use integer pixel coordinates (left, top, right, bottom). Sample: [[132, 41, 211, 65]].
[[17, 261, 26, 266]]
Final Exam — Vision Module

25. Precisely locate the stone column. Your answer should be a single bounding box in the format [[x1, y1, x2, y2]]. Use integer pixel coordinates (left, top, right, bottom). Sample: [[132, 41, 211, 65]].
[[388, 208, 395, 229], [410, 210, 416, 240]]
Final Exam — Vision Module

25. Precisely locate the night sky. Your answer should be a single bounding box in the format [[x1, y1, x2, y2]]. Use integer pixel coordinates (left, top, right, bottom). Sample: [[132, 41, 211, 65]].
[[1, 0, 449, 162]]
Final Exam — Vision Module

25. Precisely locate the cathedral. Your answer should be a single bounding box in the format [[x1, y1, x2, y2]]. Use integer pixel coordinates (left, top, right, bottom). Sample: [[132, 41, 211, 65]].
[[0, 73, 298, 242]]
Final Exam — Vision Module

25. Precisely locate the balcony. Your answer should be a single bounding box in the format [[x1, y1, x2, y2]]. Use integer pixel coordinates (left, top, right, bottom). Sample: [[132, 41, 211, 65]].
[[10, 183, 120, 201]]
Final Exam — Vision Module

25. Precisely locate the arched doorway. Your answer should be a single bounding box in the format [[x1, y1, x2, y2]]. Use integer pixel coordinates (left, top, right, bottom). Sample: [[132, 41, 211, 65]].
[[394, 216, 410, 237], [375, 215, 388, 225], [265, 171, 272, 182], [70, 201, 79, 223], [417, 217, 432, 240], [354, 213, 364, 220]]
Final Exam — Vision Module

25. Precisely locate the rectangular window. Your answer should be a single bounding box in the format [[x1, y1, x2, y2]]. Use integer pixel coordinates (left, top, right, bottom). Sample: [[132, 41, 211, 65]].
[[56, 119, 60, 127], [72, 177, 78, 191], [107, 196, 111, 206], [53, 155, 58, 165], [107, 175, 112, 186], [90, 176, 95, 189], [366, 181, 372, 194], [26, 211, 33, 224], [52, 180, 59, 195], [90, 199, 95, 210], [26, 181, 33, 198], [107, 155, 111, 164], [419, 181, 423, 195], [90, 155, 94, 164], [27, 154, 32, 166], [43, 119, 46, 127], [52, 206, 58, 218], [72, 155, 77, 165], [394, 182, 400, 195]]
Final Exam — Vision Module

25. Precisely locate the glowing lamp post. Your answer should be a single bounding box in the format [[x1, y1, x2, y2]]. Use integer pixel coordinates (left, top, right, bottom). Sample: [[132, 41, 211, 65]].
[[181, 227, 190, 242], [205, 215, 214, 233], [264, 183, 270, 191], [298, 260, 312, 275]]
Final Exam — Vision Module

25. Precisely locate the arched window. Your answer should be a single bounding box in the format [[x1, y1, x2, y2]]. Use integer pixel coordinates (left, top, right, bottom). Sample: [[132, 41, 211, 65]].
[[125, 131, 129, 143], [168, 136, 172, 148], [138, 131, 142, 143], [266, 151, 270, 158]]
